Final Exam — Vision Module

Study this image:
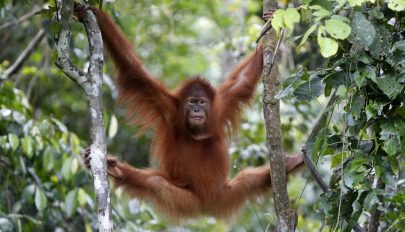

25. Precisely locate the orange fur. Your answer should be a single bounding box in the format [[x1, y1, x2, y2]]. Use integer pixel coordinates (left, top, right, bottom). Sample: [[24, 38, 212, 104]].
[[91, 8, 304, 222]]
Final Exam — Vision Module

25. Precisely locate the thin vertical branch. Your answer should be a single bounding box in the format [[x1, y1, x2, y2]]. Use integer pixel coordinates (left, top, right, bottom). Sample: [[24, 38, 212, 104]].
[[54, 1, 113, 231], [0, 5, 45, 31], [262, 0, 296, 231]]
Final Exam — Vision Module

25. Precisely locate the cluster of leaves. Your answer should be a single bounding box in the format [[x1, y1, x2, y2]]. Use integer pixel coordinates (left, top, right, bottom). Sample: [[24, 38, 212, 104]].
[[0, 0, 272, 231], [277, 0, 404, 231], [0, 81, 95, 231], [0, 81, 182, 231]]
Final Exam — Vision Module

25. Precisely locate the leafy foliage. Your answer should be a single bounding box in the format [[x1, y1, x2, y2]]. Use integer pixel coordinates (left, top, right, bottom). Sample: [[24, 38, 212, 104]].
[[277, 0, 405, 230], [0, 81, 94, 230], [1, 0, 403, 231]]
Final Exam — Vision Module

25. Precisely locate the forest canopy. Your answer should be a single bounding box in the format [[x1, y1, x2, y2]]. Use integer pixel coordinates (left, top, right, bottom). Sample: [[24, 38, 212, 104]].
[[0, 0, 404, 231]]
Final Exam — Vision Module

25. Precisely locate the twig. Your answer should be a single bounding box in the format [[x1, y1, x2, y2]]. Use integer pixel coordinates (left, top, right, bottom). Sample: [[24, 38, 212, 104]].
[[0, 5, 44, 31], [1, 29, 46, 79], [27, 167, 43, 187]]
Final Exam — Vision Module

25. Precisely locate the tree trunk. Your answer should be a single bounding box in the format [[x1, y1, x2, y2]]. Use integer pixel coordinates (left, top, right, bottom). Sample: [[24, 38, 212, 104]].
[[54, 1, 113, 231], [262, 1, 297, 231]]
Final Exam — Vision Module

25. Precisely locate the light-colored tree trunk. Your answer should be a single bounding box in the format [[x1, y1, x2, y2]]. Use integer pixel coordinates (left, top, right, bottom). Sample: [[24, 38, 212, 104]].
[[54, 1, 113, 231]]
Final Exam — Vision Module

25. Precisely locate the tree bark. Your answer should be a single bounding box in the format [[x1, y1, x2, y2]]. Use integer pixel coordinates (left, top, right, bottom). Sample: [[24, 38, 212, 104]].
[[262, 1, 296, 231], [54, 1, 113, 231]]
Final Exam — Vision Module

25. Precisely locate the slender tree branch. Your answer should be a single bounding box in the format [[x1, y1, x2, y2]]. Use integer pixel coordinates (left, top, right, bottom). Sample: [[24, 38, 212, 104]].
[[303, 91, 337, 192], [1, 29, 46, 79], [262, 1, 296, 231], [0, 5, 45, 31], [54, 1, 113, 231]]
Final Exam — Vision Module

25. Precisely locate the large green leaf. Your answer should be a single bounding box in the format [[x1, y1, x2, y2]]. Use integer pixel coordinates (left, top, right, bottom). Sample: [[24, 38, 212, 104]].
[[353, 66, 376, 88], [383, 137, 400, 156], [8, 133, 19, 151], [348, 0, 368, 7], [284, 8, 300, 30], [42, 147, 55, 171], [325, 18, 351, 40], [350, 12, 376, 48], [61, 156, 73, 181], [363, 190, 379, 211], [369, 24, 391, 59], [271, 9, 285, 34], [331, 151, 349, 168], [388, 0, 405, 11], [65, 188, 78, 218], [310, 5, 332, 22], [35, 187, 47, 212], [294, 77, 323, 100], [22, 136, 34, 158], [374, 75, 403, 99], [394, 120, 405, 156], [317, 36, 338, 57]]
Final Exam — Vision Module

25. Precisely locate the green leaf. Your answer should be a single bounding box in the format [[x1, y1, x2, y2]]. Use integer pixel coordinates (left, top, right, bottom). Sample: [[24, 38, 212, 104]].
[[284, 8, 300, 30], [394, 120, 405, 156], [294, 77, 323, 101], [388, 156, 399, 175], [374, 75, 403, 99], [8, 133, 19, 151], [51, 118, 68, 133], [77, 188, 88, 207], [383, 137, 399, 156], [365, 101, 379, 121], [22, 136, 34, 158], [348, 0, 367, 6], [43, 147, 55, 171], [354, 66, 376, 88], [350, 12, 376, 48], [65, 188, 78, 218], [318, 26, 338, 57], [325, 19, 351, 40], [330, 15, 350, 24], [71, 157, 79, 173], [363, 190, 379, 211], [35, 187, 47, 212], [331, 152, 349, 168], [318, 36, 338, 57], [388, 0, 405, 11], [343, 171, 364, 188], [61, 157, 72, 181], [336, 85, 347, 97], [0, 218, 13, 230], [380, 121, 396, 140], [369, 24, 391, 59], [393, 40, 405, 51], [349, 93, 365, 119], [22, 184, 36, 202], [271, 9, 285, 34], [310, 5, 332, 22], [19, 156, 27, 174]]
